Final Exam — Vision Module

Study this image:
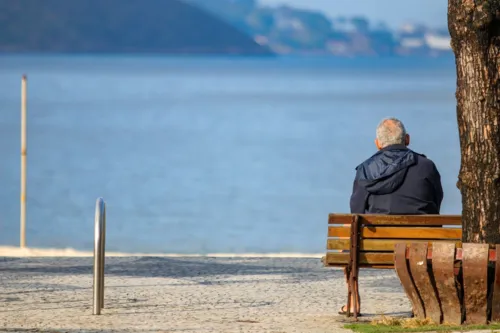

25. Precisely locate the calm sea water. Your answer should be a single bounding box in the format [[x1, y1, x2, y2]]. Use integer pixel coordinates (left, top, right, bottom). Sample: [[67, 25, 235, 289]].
[[0, 55, 459, 254]]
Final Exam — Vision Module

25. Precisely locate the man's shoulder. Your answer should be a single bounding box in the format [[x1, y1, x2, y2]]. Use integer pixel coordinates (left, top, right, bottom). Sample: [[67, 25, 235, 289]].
[[412, 150, 439, 171], [412, 150, 433, 162], [355, 150, 383, 170], [354, 148, 438, 172]]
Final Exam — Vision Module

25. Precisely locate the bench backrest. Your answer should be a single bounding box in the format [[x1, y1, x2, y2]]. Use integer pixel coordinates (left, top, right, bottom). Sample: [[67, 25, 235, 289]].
[[325, 214, 462, 268]]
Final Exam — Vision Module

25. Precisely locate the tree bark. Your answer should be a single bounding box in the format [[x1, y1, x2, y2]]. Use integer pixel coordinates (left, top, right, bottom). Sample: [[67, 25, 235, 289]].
[[448, 0, 500, 243]]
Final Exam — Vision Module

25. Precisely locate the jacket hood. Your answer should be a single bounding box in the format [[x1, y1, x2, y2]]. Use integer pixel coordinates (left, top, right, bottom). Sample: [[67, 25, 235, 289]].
[[356, 145, 417, 195]]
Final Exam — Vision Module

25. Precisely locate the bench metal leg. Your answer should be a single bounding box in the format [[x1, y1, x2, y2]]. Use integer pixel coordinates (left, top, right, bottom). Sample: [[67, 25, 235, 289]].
[[347, 215, 360, 320], [346, 266, 352, 317], [409, 243, 442, 324], [462, 243, 489, 325], [492, 245, 500, 322], [432, 242, 461, 325], [394, 243, 425, 319]]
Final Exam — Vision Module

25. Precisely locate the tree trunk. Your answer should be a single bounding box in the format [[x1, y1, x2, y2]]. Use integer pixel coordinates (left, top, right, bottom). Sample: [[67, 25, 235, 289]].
[[448, 0, 500, 243]]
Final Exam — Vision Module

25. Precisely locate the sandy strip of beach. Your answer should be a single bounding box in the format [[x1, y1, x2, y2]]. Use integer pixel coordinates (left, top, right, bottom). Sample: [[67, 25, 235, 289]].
[[0, 246, 324, 259], [0, 248, 496, 333]]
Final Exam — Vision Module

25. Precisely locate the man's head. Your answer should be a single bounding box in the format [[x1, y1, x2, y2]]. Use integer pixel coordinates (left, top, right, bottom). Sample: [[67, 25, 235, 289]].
[[375, 117, 410, 150]]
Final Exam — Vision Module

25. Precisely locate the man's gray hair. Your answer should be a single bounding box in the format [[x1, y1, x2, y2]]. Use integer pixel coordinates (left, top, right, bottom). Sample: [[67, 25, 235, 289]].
[[376, 117, 407, 148]]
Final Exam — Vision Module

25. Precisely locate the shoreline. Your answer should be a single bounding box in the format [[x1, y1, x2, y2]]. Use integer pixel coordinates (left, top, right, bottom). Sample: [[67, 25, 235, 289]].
[[0, 245, 324, 258]]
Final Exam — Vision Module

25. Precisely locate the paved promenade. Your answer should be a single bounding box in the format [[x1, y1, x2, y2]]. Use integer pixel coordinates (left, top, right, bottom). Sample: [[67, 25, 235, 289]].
[[0, 256, 413, 333]]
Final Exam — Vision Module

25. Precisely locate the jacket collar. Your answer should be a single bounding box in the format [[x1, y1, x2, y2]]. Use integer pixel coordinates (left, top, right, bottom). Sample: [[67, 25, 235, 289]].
[[379, 144, 408, 152]]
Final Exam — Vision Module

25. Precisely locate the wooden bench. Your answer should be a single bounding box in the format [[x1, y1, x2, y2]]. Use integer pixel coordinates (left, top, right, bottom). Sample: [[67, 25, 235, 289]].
[[323, 213, 462, 319]]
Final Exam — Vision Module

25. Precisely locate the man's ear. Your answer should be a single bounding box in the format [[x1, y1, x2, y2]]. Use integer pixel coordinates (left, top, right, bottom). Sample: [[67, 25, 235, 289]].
[[405, 134, 410, 146], [375, 138, 382, 150]]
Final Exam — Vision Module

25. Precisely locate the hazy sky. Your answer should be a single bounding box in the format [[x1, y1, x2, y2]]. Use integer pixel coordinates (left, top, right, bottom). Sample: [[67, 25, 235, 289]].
[[258, 0, 448, 29]]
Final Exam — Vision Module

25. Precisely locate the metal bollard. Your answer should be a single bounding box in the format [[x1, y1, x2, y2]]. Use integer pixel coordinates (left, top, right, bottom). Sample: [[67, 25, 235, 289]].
[[93, 197, 106, 315]]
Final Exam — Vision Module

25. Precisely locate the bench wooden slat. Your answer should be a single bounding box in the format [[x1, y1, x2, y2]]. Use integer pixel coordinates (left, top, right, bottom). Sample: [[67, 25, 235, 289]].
[[328, 214, 462, 226], [414, 247, 497, 262], [328, 226, 462, 239], [325, 252, 394, 265], [325, 248, 498, 266], [327, 239, 463, 251]]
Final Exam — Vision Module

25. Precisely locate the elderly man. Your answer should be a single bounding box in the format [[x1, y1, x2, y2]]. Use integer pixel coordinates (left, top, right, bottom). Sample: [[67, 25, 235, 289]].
[[339, 117, 443, 315]]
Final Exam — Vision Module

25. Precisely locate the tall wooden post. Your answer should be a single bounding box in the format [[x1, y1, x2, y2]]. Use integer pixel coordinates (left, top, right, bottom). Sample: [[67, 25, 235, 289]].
[[20, 75, 27, 248]]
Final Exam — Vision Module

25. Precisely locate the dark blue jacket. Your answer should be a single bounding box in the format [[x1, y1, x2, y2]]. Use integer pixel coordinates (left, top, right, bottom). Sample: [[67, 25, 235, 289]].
[[350, 144, 443, 215]]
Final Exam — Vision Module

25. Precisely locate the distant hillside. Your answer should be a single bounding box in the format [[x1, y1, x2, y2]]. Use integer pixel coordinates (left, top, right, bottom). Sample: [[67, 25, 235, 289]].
[[0, 0, 272, 55], [185, 0, 451, 57]]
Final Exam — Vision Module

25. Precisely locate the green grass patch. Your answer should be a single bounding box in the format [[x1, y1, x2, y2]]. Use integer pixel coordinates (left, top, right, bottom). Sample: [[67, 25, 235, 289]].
[[344, 317, 500, 333]]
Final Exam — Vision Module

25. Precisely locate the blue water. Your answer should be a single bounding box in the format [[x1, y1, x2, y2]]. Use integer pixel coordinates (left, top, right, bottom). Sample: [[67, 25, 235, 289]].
[[0, 55, 460, 254]]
